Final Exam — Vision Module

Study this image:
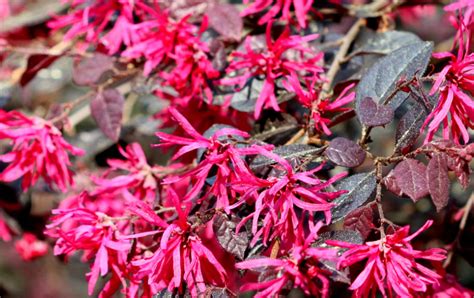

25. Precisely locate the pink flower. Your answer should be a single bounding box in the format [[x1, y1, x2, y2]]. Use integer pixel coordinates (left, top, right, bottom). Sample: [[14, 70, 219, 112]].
[[233, 148, 347, 245], [327, 220, 446, 298], [155, 100, 252, 137], [123, 11, 218, 104], [48, 0, 143, 54], [445, 0, 474, 28], [130, 191, 228, 296], [0, 214, 14, 241], [156, 107, 269, 209], [0, 0, 10, 20], [46, 199, 131, 295], [0, 110, 84, 192], [14, 233, 48, 261], [422, 26, 474, 144], [91, 142, 174, 202], [242, 0, 314, 28], [430, 270, 474, 298], [122, 11, 191, 75], [236, 222, 336, 297], [221, 24, 323, 118], [284, 73, 355, 135]]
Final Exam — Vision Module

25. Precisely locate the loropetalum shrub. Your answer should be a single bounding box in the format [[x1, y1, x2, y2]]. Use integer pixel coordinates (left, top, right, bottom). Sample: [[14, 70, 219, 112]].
[[1, 0, 474, 297]]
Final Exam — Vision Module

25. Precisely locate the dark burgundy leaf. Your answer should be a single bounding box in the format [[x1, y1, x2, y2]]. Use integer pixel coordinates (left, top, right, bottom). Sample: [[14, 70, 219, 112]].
[[331, 172, 376, 222], [382, 170, 403, 196], [73, 53, 114, 86], [358, 97, 394, 127], [207, 3, 243, 41], [393, 159, 429, 202], [213, 213, 249, 260], [90, 89, 124, 142], [20, 54, 59, 86], [325, 137, 366, 168], [356, 41, 433, 110], [427, 153, 450, 211], [395, 102, 427, 153], [343, 204, 378, 240]]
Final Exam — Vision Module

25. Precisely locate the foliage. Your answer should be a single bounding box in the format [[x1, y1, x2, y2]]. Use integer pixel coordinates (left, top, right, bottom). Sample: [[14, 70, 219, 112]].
[[0, 0, 473, 297]]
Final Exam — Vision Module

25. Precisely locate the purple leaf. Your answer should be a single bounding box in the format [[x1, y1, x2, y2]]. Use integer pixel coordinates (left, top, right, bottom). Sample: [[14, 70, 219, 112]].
[[358, 97, 394, 127], [343, 204, 378, 240], [213, 213, 249, 260], [325, 137, 366, 168], [355, 41, 433, 110], [427, 153, 450, 212], [393, 159, 429, 202], [20, 54, 59, 86], [331, 172, 376, 222], [73, 53, 114, 86], [382, 170, 403, 196], [395, 102, 427, 153], [90, 89, 124, 142], [207, 3, 243, 41]]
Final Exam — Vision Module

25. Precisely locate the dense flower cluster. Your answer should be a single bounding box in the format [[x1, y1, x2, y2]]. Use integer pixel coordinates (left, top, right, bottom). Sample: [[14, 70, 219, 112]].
[[221, 24, 323, 118], [283, 73, 355, 135], [328, 220, 446, 297], [0, 110, 84, 191], [236, 222, 335, 297], [0, 0, 472, 297], [242, 0, 314, 28], [423, 3, 474, 144]]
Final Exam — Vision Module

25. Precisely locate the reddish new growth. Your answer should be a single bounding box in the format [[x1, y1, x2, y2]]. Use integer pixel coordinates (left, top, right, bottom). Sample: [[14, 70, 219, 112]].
[[423, 20, 474, 144], [0, 110, 84, 191], [221, 24, 323, 118], [328, 220, 446, 297], [242, 0, 314, 28], [236, 222, 335, 297]]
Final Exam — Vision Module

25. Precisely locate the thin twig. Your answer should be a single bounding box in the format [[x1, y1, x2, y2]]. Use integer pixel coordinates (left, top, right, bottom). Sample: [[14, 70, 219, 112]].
[[444, 192, 474, 268], [318, 19, 365, 99]]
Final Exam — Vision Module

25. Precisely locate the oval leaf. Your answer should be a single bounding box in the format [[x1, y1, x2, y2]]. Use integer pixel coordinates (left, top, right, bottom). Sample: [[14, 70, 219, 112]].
[[325, 137, 366, 168], [427, 153, 450, 212], [352, 30, 422, 56], [393, 158, 429, 202], [358, 97, 394, 127], [213, 213, 249, 260], [331, 172, 377, 222], [343, 204, 378, 240], [73, 53, 114, 86], [395, 102, 427, 153], [355, 41, 433, 110], [90, 89, 124, 142]]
